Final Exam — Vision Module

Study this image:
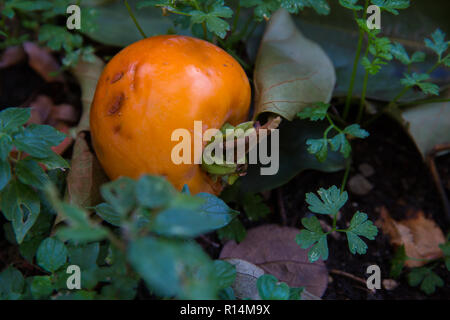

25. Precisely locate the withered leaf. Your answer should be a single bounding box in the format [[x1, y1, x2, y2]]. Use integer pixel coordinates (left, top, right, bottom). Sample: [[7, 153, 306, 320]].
[[377, 207, 445, 267], [219, 224, 328, 297]]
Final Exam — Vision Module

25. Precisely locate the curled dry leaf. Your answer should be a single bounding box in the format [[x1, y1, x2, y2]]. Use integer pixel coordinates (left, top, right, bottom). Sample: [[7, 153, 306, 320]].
[[0, 46, 26, 69], [61, 55, 107, 211], [253, 9, 335, 121], [219, 224, 328, 297], [23, 42, 64, 83], [376, 207, 445, 267]]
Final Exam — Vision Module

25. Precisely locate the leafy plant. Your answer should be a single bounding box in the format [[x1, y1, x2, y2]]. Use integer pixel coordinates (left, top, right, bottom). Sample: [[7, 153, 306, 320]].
[[0, 108, 68, 244]]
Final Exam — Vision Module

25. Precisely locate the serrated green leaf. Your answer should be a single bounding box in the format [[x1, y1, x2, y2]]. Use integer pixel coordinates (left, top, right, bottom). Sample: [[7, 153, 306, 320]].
[[257, 274, 290, 300], [371, 0, 410, 15], [296, 216, 329, 262], [15, 159, 49, 189], [217, 217, 246, 242], [30, 152, 69, 170], [408, 267, 443, 295], [13, 124, 65, 158], [346, 211, 378, 255], [306, 138, 328, 162], [401, 73, 439, 96], [213, 260, 236, 290], [30, 276, 53, 299], [0, 134, 12, 160], [242, 193, 270, 221], [128, 237, 217, 299], [94, 202, 122, 227], [424, 28, 449, 59], [100, 177, 136, 215], [390, 42, 411, 65], [0, 107, 30, 133], [0, 267, 25, 300], [339, 0, 363, 10], [0, 159, 11, 191], [135, 175, 176, 209], [343, 124, 370, 138], [297, 102, 330, 121], [305, 185, 348, 215], [0, 179, 40, 243], [329, 133, 352, 158], [36, 237, 68, 272], [38, 25, 83, 52]]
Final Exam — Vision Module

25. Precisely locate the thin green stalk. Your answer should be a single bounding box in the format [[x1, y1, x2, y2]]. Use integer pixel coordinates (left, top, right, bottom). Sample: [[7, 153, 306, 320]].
[[231, 3, 241, 34], [343, 0, 369, 120], [124, 0, 147, 38], [191, 0, 208, 40], [356, 70, 369, 123], [398, 97, 450, 108], [340, 159, 351, 193]]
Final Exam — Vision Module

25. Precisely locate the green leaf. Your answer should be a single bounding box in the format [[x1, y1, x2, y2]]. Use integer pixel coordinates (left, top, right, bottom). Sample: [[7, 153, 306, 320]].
[[346, 211, 378, 255], [408, 267, 444, 295], [0, 179, 40, 243], [0, 107, 30, 133], [36, 237, 68, 272], [305, 185, 348, 215], [242, 193, 270, 221], [213, 260, 236, 290], [289, 286, 304, 300], [135, 175, 176, 209], [30, 276, 53, 299], [371, 0, 410, 15], [152, 193, 234, 238], [68, 242, 100, 270], [242, 0, 279, 21], [0, 159, 11, 191], [339, 0, 363, 10], [390, 245, 407, 278], [13, 124, 65, 158], [390, 42, 410, 65], [400, 73, 439, 96], [15, 159, 49, 189], [217, 217, 247, 242], [257, 274, 290, 300], [439, 242, 450, 271], [218, 286, 236, 300], [94, 202, 122, 227], [329, 133, 351, 158], [100, 177, 136, 215], [0, 267, 25, 300], [306, 138, 328, 162], [189, 0, 233, 39], [343, 124, 370, 138], [411, 51, 426, 63], [128, 237, 217, 299], [30, 152, 69, 170], [0, 134, 13, 160], [38, 25, 82, 52], [296, 215, 329, 262], [424, 28, 449, 59], [297, 102, 330, 121]]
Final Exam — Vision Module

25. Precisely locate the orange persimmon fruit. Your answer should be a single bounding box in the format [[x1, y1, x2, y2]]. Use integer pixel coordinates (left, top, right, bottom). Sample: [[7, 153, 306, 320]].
[[90, 35, 251, 194]]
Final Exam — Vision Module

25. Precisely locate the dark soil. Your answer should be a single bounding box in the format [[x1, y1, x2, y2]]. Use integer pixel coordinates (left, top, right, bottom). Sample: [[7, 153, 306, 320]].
[[276, 114, 450, 300]]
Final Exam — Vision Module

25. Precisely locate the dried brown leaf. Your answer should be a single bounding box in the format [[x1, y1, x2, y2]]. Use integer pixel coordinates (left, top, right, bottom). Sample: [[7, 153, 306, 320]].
[[219, 224, 328, 297], [376, 207, 445, 267], [23, 42, 64, 82], [0, 46, 26, 69]]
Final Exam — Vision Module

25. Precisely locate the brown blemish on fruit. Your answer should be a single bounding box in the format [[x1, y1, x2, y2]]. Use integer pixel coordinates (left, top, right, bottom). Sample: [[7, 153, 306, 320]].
[[113, 124, 121, 134], [111, 72, 124, 84], [108, 93, 124, 115]]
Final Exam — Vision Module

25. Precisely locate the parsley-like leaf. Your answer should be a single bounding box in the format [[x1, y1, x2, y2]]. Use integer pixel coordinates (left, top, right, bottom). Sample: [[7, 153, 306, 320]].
[[306, 138, 328, 162], [371, 0, 410, 15], [424, 28, 449, 60], [296, 216, 329, 262], [343, 124, 369, 138], [408, 267, 444, 295], [305, 185, 348, 215], [400, 73, 439, 96], [297, 102, 330, 121], [339, 0, 363, 10], [346, 211, 378, 255]]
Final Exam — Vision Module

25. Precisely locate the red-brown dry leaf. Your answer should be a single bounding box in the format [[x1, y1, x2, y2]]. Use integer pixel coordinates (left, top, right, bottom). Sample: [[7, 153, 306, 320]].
[[376, 207, 445, 267], [23, 42, 64, 83], [219, 224, 328, 297], [0, 46, 26, 68]]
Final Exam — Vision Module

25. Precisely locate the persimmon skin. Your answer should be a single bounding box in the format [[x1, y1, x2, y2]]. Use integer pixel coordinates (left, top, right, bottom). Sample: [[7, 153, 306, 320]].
[[90, 35, 251, 194]]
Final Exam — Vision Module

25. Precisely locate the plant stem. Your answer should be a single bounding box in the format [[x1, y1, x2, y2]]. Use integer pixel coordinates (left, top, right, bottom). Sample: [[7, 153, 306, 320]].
[[191, 0, 208, 40], [398, 97, 450, 108], [341, 159, 351, 193], [356, 70, 369, 123], [124, 0, 147, 38], [231, 3, 241, 34], [343, 1, 369, 120]]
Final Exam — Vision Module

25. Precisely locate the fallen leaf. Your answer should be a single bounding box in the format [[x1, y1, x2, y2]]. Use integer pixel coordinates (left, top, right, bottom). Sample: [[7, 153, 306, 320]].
[[376, 207, 445, 267], [224, 258, 320, 300], [253, 9, 335, 120], [399, 89, 450, 158], [219, 224, 328, 297], [23, 42, 64, 83], [61, 55, 108, 211], [0, 46, 26, 69]]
